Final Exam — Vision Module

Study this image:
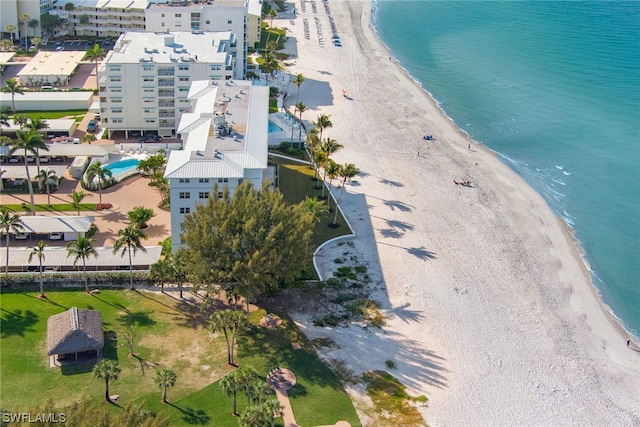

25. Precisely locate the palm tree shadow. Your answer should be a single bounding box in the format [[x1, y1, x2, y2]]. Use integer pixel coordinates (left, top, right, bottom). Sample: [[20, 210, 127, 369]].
[[167, 402, 210, 425], [0, 308, 38, 338], [407, 246, 436, 260], [392, 302, 426, 323]]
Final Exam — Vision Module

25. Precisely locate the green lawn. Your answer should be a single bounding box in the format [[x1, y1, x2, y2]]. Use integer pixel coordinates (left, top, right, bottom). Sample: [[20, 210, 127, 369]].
[[270, 156, 350, 251], [9, 110, 88, 120], [0, 290, 360, 426], [0, 203, 97, 213]]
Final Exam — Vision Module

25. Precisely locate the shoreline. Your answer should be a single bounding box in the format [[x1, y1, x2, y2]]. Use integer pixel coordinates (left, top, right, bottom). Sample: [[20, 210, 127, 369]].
[[366, 0, 639, 345], [280, 0, 640, 424]]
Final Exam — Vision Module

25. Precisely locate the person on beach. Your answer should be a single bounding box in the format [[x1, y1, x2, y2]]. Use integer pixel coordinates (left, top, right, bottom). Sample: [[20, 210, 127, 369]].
[[417, 150, 420, 157], [627, 339, 631, 347], [468, 143, 471, 150]]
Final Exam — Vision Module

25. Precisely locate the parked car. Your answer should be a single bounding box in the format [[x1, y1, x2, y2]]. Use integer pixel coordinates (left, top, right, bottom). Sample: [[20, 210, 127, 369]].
[[49, 232, 63, 241], [139, 135, 162, 143], [87, 120, 97, 132], [94, 112, 101, 120], [14, 232, 30, 240], [52, 136, 80, 144]]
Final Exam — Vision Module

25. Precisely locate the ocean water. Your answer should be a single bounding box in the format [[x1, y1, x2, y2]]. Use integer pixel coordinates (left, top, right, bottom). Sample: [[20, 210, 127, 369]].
[[373, 1, 640, 338]]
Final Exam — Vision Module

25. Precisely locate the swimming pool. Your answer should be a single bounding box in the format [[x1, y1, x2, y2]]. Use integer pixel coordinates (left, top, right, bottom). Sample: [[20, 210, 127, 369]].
[[103, 158, 140, 175], [268, 121, 284, 133]]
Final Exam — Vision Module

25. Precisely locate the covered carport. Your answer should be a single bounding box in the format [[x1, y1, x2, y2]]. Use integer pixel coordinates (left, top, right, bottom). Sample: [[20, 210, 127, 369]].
[[11, 215, 94, 242], [1, 246, 163, 272]]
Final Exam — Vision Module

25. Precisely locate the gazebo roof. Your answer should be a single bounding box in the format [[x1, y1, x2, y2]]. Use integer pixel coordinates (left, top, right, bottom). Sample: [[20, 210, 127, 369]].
[[46, 307, 104, 356]]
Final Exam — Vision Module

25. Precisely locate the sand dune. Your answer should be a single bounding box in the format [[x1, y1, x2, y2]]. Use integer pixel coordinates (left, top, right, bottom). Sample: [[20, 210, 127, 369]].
[[277, 0, 640, 425]]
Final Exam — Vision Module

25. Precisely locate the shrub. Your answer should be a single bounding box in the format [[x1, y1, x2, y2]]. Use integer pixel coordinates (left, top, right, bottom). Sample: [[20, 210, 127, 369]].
[[94, 203, 113, 211], [333, 258, 345, 264], [385, 360, 396, 369]]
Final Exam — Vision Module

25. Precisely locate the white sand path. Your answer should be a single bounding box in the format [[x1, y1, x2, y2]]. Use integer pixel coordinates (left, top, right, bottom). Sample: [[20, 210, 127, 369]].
[[276, 0, 640, 425]]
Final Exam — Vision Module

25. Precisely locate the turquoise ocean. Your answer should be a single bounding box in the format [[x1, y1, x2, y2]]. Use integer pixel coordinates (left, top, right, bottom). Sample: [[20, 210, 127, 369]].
[[372, 1, 640, 338]]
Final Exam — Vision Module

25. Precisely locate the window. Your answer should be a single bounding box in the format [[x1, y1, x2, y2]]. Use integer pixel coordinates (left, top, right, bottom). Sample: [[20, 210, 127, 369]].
[[143, 87, 154, 93], [178, 77, 190, 82], [143, 98, 155, 104], [199, 192, 209, 199], [179, 178, 190, 183], [108, 66, 121, 72], [161, 13, 165, 17], [110, 77, 121, 82], [210, 65, 221, 71], [178, 87, 189, 92], [227, 20, 232, 24], [112, 118, 123, 123], [198, 178, 209, 183], [180, 207, 191, 214], [179, 192, 190, 199], [142, 66, 153, 71], [218, 192, 223, 198], [143, 77, 155, 82], [111, 108, 122, 113], [111, 88, 122, 93], [218, 178, 228, 183], [175, 13, 181, 18], [111, 98, 122, 103], [144, 119, 156, 124], [178, 65, 190, 71], [205, 20, 210, 25]]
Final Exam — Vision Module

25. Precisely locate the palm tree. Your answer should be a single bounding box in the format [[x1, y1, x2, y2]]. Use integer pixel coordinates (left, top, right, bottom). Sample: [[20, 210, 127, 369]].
[[85, 44, 105, 91], [27, 240, 47, 297], [236, 367, 258, 407], [82, 133, 96, 144], [312, 149, 326, 188], [210, 310, 247, 366], [19, 14, 30, 52], [28, 20, 38, 37], [292, 73, 305, 105], [85, 162, 112, 205], [325, 159, 340, 212], [149, 258, 172, 293], [38, 169, 58, 206], [66, 236, 98, 293], [26, 117, 49, 183], [314, 114, 332, 143], [4, 24, 16, 44], [127, 206, 155, 230], [2, 78, 24, 113], [239, 406, 269, 427], [1, 208, 23, 287], [0, 39, 14, 52], [261, 399, 284, 427], [154, 368, 177, 403], [70, 190, 90, 215], [220, 370, 242, 415], [0, 106, 10, 135], [9, 129, 48, 215], [172, 250, 188, 299], [306, 127, 320, 169], [260, 51, 278, 82], [92, 359, 121, 402], [295, 102, 307, 147], [318, 138, 343, 198], [332, 163, 360, 226], [113, 225, 147, 290], [268, 8, 277, 28]]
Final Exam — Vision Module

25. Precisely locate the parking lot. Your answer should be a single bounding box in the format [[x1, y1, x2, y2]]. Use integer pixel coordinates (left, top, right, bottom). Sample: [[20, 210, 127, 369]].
[[40, 38, 116, 53]]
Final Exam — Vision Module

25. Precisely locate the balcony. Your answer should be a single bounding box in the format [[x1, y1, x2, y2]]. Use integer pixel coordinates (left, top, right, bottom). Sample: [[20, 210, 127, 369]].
[[158, 101, 175, 108], [157, 69, 175, 76]]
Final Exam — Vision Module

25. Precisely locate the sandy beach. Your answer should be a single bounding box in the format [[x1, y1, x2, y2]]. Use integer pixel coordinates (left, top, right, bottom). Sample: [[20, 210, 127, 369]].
[[277, 0, 640, 425]]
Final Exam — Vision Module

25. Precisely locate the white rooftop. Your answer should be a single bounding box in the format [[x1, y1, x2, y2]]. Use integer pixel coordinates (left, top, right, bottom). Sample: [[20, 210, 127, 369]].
[[105, 31, 234, 65], [2, 246, 162, 268], [13, 216, 94, 234], [165, 80, 269, 179], [59, 0, 150, 9], [17, 51, 87, 78]]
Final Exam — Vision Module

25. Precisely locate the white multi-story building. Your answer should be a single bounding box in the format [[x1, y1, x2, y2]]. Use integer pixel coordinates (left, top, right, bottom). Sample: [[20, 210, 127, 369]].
[[164, 79, 269, 252], [99, 31, 237, 138], [50, 0, 147, 38], [0, 0, 51, 40], [145, 0, 250, 78]]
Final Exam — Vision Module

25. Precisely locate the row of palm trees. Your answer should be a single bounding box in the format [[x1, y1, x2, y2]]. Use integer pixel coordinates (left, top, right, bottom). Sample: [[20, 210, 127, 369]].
[[93, 358, 177, 404]]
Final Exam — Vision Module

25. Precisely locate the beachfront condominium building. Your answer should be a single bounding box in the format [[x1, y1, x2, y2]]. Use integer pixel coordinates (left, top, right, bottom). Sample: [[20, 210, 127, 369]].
[[0, 0, 52, 40], [50, 0, 148, 38], [164, 79, 269, 252], [100, 31, 237, 138], [145, 0, 252, 78]]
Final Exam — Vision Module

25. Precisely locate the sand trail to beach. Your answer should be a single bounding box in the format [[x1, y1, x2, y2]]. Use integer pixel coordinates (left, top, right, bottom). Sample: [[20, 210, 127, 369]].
[[276, 0, 640, 425]]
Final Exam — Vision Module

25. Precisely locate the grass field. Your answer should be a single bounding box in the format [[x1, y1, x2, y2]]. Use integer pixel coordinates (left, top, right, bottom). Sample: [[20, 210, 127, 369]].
[[0, 290, 360, 426]]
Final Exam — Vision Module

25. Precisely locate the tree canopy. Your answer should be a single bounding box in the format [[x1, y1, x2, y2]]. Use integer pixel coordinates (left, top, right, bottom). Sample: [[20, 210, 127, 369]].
[[181, 181, 316, 303]]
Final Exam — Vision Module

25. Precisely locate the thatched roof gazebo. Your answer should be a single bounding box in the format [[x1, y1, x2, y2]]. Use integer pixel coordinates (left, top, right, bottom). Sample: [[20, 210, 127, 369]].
[[47, 307, 104, 365]]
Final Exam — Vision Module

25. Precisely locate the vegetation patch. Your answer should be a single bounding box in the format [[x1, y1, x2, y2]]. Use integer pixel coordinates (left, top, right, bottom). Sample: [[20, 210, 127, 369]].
[[362, 370, 427, 426]]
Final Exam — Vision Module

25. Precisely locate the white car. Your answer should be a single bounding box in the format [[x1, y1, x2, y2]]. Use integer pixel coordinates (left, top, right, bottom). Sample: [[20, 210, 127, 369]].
[[49, 232, 63, 240], [55, 46, 64, 51], [15, 232, 30, 240]]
